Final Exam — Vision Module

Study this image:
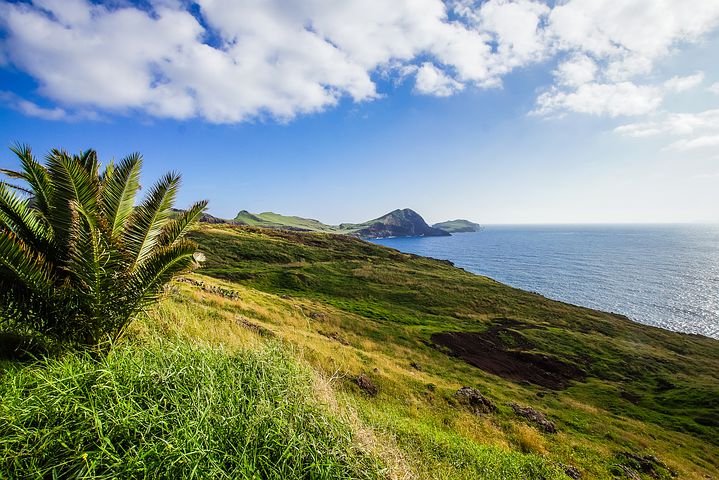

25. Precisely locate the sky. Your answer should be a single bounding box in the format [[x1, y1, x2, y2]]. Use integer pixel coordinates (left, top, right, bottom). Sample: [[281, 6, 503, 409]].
[[1, 0, 719, 225]]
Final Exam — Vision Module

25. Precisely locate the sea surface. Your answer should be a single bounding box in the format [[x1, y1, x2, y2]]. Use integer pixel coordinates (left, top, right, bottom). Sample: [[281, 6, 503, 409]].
[[371, 225, 719, 339]]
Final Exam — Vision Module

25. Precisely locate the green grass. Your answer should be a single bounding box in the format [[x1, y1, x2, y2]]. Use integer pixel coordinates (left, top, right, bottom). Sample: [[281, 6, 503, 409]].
[[186, 225, 719, 479], [234, 210, 339, 232], [0, 341, 383, 479], [2, 224, 718, 479]]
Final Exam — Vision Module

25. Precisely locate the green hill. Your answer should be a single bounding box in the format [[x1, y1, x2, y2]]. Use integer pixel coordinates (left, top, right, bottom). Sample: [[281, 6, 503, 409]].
[[433, 219, 483, 233], [339, 208, 450, 238], [184, 225, 719, 479], [234, 210, 337, 232], [3, 224, 717, 479], [233, 208, 449, 238]]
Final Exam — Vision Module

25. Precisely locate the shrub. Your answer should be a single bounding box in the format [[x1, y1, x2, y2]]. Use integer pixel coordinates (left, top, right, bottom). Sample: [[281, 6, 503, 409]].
[[0, 145, 206, 352]]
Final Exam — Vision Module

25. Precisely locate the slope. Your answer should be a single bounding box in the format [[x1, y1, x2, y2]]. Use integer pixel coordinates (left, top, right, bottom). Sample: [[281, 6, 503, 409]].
[[185, 224, 719, 479]]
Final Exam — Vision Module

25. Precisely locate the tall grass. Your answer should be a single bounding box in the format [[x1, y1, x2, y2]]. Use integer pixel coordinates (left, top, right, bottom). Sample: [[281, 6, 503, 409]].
[[0, 341, 383, 479]]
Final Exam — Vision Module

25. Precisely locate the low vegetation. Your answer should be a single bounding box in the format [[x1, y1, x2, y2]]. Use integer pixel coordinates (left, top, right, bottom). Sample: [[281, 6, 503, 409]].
[[186, 225, 719, 479], [0, 341, 382, 479]]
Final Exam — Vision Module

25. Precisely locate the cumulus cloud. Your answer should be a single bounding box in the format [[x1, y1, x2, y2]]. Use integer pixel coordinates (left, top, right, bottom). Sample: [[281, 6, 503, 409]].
[[708, 82, 719, 95], [536, 0, 719, 117], [0, 0, 718, 122], [554, 54, 598, 87], [414, 63, 464, 96], [534, 82, 663, 117]]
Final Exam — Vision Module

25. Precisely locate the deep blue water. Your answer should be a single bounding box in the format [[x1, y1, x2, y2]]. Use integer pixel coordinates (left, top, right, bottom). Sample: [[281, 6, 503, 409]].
[[372, 225, 719, 339]]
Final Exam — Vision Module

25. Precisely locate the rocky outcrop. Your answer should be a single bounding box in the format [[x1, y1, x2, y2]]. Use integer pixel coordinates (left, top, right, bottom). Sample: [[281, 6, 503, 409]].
[[342, 209, 451, 239], [356, 374, 378, 396], [453, 387, 497, 414], [509, 403, 557, 433]]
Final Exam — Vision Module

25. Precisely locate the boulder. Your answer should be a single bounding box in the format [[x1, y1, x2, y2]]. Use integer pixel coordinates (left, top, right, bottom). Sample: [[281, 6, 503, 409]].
[[509, 403, 557, 433], [453, 387, 497, 414]]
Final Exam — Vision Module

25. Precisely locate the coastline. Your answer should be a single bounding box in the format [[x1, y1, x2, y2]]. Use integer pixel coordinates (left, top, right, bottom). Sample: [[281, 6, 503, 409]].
[[371, 225, 719, 340]]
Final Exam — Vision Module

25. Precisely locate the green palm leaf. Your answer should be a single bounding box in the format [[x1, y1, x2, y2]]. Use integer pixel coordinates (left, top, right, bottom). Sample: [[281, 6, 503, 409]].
[[122, 171, 180, 269], [100, 153, 142, 238], [0, 183, 51, 251], [159, 200, 208, 246], [0, 146, 204, 351]]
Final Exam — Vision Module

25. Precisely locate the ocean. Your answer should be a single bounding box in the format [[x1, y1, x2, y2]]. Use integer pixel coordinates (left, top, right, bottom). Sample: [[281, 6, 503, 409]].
[[371, 224, 719, 339]]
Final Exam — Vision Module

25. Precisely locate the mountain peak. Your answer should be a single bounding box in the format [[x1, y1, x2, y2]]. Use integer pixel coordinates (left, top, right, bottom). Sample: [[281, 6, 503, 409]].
[[222, 208, 451, 239]]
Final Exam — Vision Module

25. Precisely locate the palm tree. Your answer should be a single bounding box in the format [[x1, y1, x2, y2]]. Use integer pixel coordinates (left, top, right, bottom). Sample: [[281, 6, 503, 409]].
[[0, 145, 207, 352]]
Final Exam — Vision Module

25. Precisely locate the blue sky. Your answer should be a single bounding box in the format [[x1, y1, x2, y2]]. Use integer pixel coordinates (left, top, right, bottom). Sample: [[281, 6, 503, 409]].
[[1, 0, 719, 225]]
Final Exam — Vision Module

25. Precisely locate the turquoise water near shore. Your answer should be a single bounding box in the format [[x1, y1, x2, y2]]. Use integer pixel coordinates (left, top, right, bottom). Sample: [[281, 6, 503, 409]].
[[372, 225, 719, 339]]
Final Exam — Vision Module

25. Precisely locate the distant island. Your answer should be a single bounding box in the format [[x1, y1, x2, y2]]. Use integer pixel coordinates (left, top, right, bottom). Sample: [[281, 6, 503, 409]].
[[432, 219, 483, 233], [193, 208, 454, 239]]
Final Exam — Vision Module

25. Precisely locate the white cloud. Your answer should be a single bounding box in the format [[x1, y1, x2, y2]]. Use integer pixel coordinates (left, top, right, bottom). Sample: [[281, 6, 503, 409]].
[[708, 82, 719, 95], [615, 109, 719, 137], [554, 54, 598, 87], [537, 0, 719, 116], [615, 109, 719, 150], [534, 82, 662, 117], [0, 90, 99, 121], [17, 99, 67, 120], [414, 63, 464, 96], [0, 0, 718, 123], [664, 72, 704, 93], [668, 135, 719, 151], [469, 0, 550, 72]]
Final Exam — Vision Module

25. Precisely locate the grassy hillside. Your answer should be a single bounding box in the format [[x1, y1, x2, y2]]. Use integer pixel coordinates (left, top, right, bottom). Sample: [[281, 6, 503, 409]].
[[234, 210, 338, 232], [2, 224, 717, 479], [186, 225, 719, 479], [232, 209, 449, 238], [432, 219, 482, 233]]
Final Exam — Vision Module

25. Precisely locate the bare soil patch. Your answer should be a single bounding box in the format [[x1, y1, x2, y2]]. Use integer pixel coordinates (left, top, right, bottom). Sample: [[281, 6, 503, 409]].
[[431, 319, 585, 390]]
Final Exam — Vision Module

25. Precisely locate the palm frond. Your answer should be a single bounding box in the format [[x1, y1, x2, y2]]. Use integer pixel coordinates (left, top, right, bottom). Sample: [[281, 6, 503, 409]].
[[8, 143, 53, 216], [159, 200, 208, 247], [0, 181, 33, 195], [122, 171, 180, 269], [125, 239, 196, 310], [100, 153, 142, 238], [46, 149, 100, 249], [0, 183, 51, 251], [0, 228, 54, 294]]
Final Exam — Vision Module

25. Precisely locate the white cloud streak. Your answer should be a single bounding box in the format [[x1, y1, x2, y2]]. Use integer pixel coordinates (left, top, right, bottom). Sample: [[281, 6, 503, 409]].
[[615, 109, 719, 151], [0, 0, 718, 123]]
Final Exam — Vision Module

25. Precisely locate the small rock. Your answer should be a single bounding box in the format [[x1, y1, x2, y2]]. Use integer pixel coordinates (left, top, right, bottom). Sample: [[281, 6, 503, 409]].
[[309, 312, 326, 320], [318, 330, 349, 345], [509, 403, 556, 433], [454, 387, 497, 414], [617, 466, 641, 480], [616, 452, 676, 479], [410, 361, 422, 371], [236, 316, 274, 337], [559, 464, 581, 479], [280, 294, 291, 300], [356, 374, 378, 396]]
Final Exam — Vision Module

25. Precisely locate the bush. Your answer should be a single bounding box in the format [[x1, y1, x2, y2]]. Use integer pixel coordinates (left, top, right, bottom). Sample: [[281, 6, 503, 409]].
[[0, 145, 206, 352], [0, 341, 383, 479]]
